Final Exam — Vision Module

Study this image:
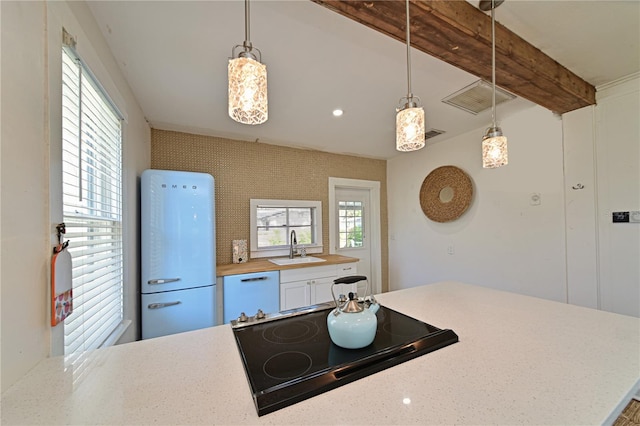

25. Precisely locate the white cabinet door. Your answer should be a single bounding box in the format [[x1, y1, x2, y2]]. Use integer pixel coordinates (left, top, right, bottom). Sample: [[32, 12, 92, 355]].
[[282, 277, 346, 309], [309, 276, 336, 305], [279, 262, 359, 310], [280, 280, 310, 311]]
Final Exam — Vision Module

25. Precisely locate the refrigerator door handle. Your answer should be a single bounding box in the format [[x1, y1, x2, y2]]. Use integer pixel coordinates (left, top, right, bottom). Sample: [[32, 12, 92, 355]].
[[148, 301, 182, 310], [148, 278, 181, 285]]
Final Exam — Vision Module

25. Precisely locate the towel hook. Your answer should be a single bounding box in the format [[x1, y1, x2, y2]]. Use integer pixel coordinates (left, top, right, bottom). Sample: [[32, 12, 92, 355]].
[[54, 223, 69, 254]]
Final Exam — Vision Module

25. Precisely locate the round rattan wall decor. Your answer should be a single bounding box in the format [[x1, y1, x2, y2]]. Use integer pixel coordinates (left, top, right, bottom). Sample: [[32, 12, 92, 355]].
[[419, 165, 473, 223]]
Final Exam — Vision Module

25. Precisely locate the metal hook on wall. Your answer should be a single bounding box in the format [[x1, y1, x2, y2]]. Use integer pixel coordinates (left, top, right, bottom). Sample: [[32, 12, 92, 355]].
[[572, 183, 585, 190], [54, 223, 70, 254]]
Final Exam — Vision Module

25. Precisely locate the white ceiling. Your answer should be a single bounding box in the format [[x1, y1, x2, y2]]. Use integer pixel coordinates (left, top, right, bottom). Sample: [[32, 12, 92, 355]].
[[87, 1, 639, 160]]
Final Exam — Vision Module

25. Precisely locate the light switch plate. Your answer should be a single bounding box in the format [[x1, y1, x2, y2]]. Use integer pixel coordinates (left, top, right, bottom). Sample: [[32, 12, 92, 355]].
[[630, 211, 640, 223], [613, 212, 629, 223]]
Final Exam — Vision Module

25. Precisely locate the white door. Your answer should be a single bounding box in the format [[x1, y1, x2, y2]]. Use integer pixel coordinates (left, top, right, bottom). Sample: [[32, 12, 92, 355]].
[[334, 187, 372, 297], [329, 178, 382, 295]]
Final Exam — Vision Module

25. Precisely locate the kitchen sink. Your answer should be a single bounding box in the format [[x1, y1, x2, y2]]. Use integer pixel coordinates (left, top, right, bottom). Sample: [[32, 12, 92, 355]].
[[268, 256, 326, 266]]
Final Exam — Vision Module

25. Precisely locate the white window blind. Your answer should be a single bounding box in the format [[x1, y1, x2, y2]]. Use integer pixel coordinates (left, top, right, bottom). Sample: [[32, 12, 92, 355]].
[[61, 46, 124, 358]]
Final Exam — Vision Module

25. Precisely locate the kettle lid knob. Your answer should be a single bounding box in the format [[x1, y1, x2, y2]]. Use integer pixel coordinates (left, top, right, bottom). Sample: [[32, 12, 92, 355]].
[[342, 292, 364, 313]]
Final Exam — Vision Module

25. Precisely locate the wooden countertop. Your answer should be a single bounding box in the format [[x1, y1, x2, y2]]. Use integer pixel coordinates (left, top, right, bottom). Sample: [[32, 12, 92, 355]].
[[216, 254, 358, 277]]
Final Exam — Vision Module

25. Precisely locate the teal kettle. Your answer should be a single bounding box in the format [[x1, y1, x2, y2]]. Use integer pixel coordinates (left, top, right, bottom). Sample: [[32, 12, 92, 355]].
[[327, 275, 379, 349]]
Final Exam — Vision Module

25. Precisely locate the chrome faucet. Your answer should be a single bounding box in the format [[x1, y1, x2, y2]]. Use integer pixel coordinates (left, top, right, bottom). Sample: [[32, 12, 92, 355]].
[[289, 230, 297, 259]]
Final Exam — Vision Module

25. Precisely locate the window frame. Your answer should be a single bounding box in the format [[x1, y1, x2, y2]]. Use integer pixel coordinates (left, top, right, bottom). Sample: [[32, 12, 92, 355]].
[[250, 199, 323, 258]]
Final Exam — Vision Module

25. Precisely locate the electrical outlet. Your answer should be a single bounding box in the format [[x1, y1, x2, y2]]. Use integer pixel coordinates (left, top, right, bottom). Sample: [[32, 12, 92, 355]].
[[630, 211, 640, 223], [447, 245, 455, 255]]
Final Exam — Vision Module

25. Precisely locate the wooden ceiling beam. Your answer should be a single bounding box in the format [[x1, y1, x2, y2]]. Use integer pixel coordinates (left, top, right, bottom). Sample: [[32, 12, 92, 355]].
[[311, 0, 595, 114]]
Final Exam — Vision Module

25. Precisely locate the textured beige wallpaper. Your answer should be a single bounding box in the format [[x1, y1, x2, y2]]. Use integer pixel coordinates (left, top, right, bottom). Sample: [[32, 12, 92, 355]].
[[151, 129, 389, 292]]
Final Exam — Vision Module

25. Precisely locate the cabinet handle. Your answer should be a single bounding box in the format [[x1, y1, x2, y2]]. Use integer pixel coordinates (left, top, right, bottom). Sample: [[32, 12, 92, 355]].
[[241, 276, 268, 282], [148, 278, 181, 285], [342, 267, 352, 271], [148, 301, 181, 309]]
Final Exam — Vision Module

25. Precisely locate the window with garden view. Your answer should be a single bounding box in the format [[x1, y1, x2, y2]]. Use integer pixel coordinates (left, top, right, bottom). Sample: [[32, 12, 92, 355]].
[[338, 201, 364, 248], [257, 206, 313, 247], [250, 199, 322, 257]]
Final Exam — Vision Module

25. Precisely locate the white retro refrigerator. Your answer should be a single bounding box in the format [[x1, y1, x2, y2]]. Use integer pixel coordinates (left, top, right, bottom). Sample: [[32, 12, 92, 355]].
[[141, 169, 216, 339]]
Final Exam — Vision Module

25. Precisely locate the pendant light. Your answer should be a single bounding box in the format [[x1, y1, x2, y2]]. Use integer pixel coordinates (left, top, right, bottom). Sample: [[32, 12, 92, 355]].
[[481, 0, 508, 168], [228, 0, 268, 125], [396, 0, 425, 152]]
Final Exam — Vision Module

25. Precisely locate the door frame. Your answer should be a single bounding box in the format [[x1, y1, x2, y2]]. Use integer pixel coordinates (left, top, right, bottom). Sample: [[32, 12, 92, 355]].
[[328, 177, 382, 294]]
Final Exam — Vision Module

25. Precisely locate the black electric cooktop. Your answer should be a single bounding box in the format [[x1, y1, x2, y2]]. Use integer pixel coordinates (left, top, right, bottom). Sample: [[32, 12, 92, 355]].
[[231, 303, 458, 416]]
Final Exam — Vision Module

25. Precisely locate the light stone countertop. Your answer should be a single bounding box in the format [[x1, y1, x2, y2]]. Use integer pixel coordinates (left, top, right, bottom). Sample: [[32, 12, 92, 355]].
[[2, 281, 639, 425]]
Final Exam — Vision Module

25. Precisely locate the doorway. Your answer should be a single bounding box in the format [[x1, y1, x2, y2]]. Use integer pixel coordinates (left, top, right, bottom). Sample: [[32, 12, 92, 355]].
[[328, 178, 382, 295]]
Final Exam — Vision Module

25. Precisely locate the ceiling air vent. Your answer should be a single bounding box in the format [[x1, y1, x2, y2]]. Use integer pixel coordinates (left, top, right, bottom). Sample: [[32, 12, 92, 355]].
[[442, 80, 516, 115], [425, 128, 446, 140]]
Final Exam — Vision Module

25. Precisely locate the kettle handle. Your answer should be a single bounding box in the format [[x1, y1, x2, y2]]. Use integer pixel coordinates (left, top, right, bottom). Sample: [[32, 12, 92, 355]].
[[333, 275, 367, 285], [331, 275, 370, 313]]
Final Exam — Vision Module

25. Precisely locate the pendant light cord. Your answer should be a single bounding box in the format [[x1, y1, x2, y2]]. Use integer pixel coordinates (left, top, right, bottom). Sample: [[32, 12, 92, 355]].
[[244, 0, 251, 49], [405, 0, 412, 100], [491, 0, 497, 127]]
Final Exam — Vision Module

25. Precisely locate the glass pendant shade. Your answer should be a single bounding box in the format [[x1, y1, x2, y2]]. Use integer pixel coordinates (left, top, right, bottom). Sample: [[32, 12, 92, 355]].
[[396, 106, 425, 152], [395, 0, 425, 153], [482, 127, 508, 168], [482, 0, 508, 168], [228, 56, 268, 125]]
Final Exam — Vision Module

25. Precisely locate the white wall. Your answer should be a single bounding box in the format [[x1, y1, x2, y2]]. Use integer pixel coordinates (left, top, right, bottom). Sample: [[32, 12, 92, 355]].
[[559, 75, 639, 317], [595, 75, 640, 317], [563, 106, 599, 309], [388, 105, 568, 302], [1, 1, 51, 391], [1, 0, 150, 392], [388, 76, 640, 318]]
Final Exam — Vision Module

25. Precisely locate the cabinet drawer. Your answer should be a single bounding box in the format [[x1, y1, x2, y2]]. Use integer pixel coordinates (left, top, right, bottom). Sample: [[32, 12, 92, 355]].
[[336, 262, 357, 277]]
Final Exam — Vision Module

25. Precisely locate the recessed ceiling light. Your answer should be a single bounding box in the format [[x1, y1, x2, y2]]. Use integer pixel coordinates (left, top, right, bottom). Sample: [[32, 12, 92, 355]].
[[332, 109, 343, 117]]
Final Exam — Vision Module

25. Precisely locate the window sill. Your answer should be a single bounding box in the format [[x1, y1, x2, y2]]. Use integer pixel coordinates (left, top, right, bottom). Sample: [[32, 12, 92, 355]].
[[101, 319, 132, 348], [251, 245, 323, 259]]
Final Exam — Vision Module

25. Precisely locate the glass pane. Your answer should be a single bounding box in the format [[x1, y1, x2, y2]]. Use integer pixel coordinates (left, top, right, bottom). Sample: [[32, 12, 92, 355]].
[[291, 226, 312, 244], [257, 207, 286, 227], [338, 201, 364, 248], [289, 208, 311, 226], [253, 201, 321, 251], [257, 227, 286, 248]]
